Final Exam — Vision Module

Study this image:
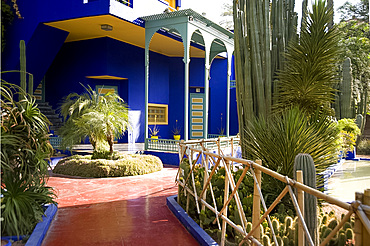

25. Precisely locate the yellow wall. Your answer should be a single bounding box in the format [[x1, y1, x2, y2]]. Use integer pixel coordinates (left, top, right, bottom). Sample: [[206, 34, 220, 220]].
[[167, 0, 179, 10]]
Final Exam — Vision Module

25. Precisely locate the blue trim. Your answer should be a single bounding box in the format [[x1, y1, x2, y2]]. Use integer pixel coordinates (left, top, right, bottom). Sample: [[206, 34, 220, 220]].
[[1, 204, 58, 246], [25, 204, 58, 246], [166, 195, 218, 246]]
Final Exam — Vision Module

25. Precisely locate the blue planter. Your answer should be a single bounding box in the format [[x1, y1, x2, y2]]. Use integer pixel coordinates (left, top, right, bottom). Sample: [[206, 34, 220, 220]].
[[1, 204, 58, 246]]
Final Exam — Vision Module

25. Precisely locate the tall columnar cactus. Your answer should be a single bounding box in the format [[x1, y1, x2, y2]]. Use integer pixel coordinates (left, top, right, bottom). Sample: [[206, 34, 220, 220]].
[[233, 0, 297, 157], [293, 153, 318, 245], [356, 114, 364, 133], [340, 57, 353, 119], [20, 40, 27, 91], [19, 40, 33, 95]]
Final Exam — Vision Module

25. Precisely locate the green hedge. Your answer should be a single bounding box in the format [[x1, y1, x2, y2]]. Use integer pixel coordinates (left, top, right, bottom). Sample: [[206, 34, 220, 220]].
[[53, 154, 163, 177]]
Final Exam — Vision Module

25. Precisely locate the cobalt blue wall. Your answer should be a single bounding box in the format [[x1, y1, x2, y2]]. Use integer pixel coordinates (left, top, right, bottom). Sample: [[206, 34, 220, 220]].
[[209, 58, 228, 135], [45, 37, 195, 142], [168, 57, 185, 139], [2, 0, 110, 79]]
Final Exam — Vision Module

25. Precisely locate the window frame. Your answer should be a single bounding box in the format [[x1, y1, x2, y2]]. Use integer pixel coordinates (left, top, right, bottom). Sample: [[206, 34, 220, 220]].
[[148, 103, 168, 125]]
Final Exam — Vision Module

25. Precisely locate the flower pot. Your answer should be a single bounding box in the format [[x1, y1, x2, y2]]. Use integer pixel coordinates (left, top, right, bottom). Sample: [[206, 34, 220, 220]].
[[173, 135, 180, 140], [151, 136, 158, 142]]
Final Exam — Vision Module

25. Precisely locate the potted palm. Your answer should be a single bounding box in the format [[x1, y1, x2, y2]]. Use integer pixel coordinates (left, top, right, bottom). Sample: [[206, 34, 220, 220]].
[[172, 120, 181, 140], [218, 113, 225, 137]]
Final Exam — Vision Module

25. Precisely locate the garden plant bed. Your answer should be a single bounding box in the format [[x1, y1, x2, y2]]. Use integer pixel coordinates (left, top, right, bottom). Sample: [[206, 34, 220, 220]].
[[53, 153, 163, 177]]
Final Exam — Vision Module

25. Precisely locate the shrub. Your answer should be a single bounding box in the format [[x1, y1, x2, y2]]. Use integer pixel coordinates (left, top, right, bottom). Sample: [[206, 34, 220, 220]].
[[53, 154, 163, 177], [356, 138, 370, 155]]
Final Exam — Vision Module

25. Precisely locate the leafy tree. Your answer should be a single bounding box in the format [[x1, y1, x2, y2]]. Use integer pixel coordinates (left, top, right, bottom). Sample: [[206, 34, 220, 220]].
[[338, 0, 369, 22], [58, 85, 129, 154], [274, 0, 341, 116], [337, 0, 370, 118]]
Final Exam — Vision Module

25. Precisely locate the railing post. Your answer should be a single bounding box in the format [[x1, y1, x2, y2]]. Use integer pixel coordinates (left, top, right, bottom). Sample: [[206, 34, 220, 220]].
[[355, 192, 364, 245], [252, 160, 262, 244], [221, 159, 230, 246], [297, 170, 305, 246]]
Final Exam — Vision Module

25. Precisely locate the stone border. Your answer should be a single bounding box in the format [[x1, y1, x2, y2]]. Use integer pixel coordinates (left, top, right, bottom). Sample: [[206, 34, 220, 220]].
[[166, 195, 218, 246]]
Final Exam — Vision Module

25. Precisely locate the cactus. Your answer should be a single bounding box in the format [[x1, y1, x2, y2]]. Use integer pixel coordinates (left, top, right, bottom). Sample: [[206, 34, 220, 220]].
[[246, 222, 253, 233], [284, 216, 293, 230], [20, 40, 27, 91], [328, 218, 338, 230], [340, 57, 353, 119], [337, 232, 346, 246], [345, 228, 354, 241], [356, 114, 364, 133], [262, 234, 271, 246], [293, 153, 318, 244], [233, 0, 298, 158]]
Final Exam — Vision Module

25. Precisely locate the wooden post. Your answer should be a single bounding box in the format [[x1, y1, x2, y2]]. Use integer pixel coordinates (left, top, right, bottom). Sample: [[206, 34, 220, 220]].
[[252, 160, 262, 244], [363, 189, 370, 244], [221, 160, 230, 246], [297, 170, 305, 246], [355, 192, 363, 245]]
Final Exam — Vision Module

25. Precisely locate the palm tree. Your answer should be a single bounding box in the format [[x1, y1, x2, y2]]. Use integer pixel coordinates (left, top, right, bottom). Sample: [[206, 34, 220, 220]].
[[58, 84, 129, 154], [274, 0, 342, 116]]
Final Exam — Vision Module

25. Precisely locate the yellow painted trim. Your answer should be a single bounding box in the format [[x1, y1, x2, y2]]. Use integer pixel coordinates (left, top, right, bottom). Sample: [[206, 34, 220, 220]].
[[44, 15, 207, 58], [192, 132, 203, 137], [148, 103, 168, 125], [86, 75, 128, 80], [192, 118, 203, 123], [192, 125, 203, 130]]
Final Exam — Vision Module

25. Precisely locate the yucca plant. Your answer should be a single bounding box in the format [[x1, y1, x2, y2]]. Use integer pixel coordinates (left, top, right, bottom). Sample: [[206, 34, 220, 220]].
[[242, 107, 340, 179], [58, 84, 129, 154], [274, 0, 342, 116]]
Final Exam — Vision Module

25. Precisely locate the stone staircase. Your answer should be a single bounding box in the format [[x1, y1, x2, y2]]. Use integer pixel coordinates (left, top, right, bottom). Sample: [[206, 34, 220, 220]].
[[37, 102, 63, 134]]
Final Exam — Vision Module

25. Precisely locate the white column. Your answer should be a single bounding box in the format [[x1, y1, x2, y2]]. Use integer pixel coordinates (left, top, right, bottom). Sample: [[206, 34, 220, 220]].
[[183, 54, 190, 141], [226, 60, 231, 137], [204, 63, 210, 139], [144, 47, 149, 139]]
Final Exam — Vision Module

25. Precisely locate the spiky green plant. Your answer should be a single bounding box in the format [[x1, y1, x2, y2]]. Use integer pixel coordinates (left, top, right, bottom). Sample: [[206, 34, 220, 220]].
[[58, 84, 129, 154], [1, 82, 56, 237], [274, 0, 342, 116], [242, 107, 340, 179]]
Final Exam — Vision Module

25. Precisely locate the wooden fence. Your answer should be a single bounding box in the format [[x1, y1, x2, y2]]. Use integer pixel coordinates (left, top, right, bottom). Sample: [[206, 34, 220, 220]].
[[176, 138, 370, 246]]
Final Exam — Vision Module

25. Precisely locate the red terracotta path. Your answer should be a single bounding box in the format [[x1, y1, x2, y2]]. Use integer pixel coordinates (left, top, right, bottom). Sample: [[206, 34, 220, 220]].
[[42, 166, 199, 246]]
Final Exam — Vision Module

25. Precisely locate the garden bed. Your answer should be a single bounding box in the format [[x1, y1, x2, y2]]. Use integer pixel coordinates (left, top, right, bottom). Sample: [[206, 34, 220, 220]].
[[53, 154, 163, 177]]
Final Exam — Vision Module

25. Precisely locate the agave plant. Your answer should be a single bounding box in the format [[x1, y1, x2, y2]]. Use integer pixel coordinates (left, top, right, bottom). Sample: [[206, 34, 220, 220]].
[[58, 84, 129, 154]]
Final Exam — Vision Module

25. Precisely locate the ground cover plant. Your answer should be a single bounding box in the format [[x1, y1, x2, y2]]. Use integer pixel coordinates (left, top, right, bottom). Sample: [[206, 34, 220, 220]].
[[53, 153, 163, 177], [1, 82, 56, 237]]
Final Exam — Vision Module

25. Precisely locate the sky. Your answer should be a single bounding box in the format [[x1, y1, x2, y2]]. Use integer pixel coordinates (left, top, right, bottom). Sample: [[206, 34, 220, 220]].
[[181, 0, 361, 27]]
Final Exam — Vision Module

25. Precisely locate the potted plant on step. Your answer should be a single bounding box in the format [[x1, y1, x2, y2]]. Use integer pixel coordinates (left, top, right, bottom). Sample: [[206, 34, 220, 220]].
[[218, 113, 225, 137], [149, 115, 160, 141], [172, 120, 181, 140]]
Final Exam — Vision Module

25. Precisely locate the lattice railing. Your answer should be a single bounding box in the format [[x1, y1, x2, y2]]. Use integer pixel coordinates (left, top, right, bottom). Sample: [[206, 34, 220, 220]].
[[176, 139, 370, 246]]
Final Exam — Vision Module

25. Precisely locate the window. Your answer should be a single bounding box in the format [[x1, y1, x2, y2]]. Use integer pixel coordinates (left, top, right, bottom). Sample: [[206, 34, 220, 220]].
[[148, 103, 168, 125], [116, 0, 133, 7]]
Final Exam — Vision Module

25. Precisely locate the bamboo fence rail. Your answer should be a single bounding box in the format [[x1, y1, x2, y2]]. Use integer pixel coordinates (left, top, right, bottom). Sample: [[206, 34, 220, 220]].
[[176, 138, 370, 246]]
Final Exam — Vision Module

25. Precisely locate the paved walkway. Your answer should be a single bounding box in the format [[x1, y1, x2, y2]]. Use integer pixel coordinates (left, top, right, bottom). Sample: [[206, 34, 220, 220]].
[[42, 166, 199, 246]]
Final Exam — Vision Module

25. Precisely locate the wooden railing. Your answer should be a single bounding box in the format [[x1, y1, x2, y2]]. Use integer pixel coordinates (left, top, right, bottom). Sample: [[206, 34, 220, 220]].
[[176, 139, 370, 246]]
